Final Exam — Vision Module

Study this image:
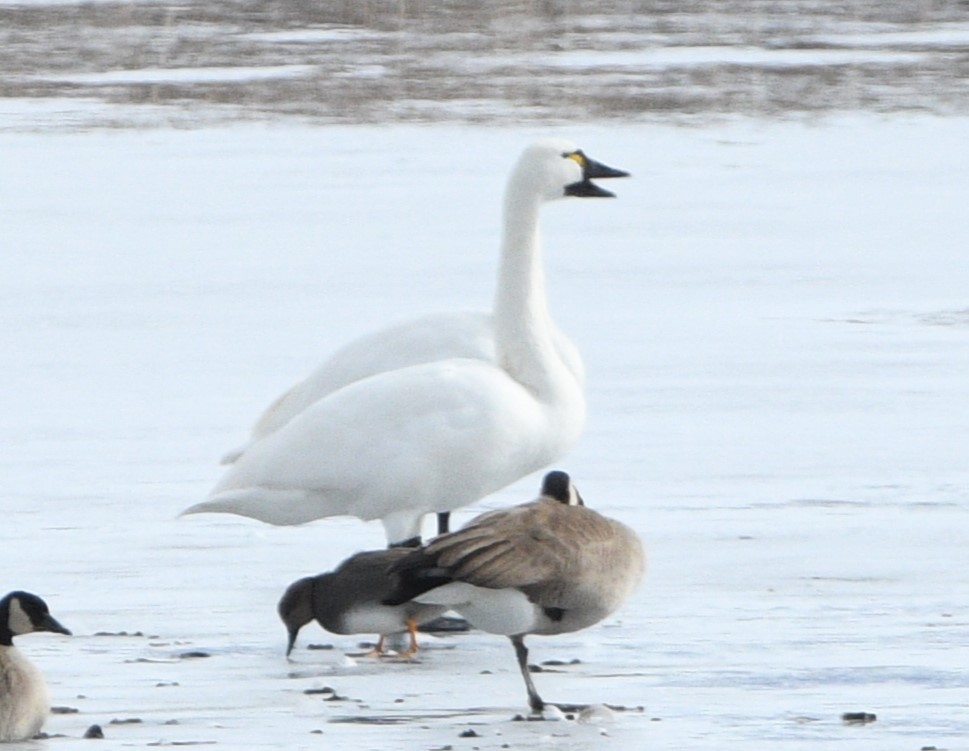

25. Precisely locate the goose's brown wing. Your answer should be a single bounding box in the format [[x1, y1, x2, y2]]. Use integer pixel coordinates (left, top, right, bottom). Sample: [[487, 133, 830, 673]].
[[425, 499, 620, 591]]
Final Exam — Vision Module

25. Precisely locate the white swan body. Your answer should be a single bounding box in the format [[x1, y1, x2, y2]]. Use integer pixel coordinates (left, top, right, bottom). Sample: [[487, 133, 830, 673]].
[[220, 310, 584, 464], [185, 139, 628, 545], [0, 592, 71, 742]]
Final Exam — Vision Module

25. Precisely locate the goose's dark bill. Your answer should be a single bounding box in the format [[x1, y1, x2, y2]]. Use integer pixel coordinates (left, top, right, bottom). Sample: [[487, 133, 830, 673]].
[[37, 613, 71, 636], [563, 150, 630, 198]]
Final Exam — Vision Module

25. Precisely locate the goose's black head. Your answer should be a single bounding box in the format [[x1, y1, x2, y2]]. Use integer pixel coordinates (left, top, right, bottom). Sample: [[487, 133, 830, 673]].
[[540, 470, 585, 506], [278, 577, 318, 657], [0, 591, 71, 646]]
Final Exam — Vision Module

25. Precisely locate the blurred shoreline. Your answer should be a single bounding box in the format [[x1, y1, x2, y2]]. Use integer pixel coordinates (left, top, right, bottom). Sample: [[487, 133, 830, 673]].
[[2, 0, 968, 131]]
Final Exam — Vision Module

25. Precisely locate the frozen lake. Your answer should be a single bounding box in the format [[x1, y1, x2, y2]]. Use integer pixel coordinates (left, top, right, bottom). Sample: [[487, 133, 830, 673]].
[[3, 2, 969, 749], [3, 115, 968, 750]]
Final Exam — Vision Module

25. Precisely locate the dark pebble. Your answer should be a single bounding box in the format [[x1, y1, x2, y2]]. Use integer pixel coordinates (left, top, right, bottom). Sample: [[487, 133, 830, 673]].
[[841, 712, 877, 725], [109, 718, 143, 725], [307, 643, 334, 650], [51, 706, 79, 714], [303, 687, 336, 695], [179, 651, 211, 659], [459, 729, 480, 738], [83, 725, 104, 739]]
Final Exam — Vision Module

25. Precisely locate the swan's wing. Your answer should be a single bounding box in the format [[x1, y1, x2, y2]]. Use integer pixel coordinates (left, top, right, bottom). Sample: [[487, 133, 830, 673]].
[[221, 311, 496, 464], [191, 358, 553, 525]]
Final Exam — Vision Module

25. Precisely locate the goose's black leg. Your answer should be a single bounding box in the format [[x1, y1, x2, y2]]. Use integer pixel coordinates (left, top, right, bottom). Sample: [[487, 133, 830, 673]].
[[511, 634, 545, 713]]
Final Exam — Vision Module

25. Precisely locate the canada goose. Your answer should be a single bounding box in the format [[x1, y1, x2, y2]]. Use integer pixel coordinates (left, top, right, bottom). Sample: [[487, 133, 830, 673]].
[[184, 141, 628, 546], [278, 549, 447, 658], [384, 471, 645, 714], [0, 591, 71, 742]]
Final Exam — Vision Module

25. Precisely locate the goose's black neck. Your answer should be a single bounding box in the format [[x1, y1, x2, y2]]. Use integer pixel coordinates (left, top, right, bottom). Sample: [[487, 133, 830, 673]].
[[0, 597, 13, 646]]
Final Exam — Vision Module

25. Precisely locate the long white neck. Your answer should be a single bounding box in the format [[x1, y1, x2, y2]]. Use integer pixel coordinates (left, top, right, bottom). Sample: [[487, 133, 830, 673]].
[[492, 180, 563, 395]]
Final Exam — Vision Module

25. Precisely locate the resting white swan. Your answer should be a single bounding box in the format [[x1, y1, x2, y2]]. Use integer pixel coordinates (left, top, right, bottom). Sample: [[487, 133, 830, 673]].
[[184, 139, 628, 546]]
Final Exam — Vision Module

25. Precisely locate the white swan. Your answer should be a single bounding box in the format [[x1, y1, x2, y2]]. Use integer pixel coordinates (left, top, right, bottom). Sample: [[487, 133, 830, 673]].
[[0, 591, 71, 742], [184, 139, 628, 546]]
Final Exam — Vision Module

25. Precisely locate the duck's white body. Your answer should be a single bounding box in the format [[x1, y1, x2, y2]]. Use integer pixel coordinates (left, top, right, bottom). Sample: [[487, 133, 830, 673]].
[[186, 140, 626, 545], [0, 646, 49, 743]]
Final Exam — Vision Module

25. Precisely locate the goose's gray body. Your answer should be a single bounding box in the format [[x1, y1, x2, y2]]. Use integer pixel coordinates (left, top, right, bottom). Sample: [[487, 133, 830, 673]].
[[387, 471, 644, 712], [279, 549, 447, 656]]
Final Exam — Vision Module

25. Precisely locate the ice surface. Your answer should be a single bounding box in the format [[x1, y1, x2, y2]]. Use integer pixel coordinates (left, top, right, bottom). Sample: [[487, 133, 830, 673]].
[[2, 116, 968, 749]]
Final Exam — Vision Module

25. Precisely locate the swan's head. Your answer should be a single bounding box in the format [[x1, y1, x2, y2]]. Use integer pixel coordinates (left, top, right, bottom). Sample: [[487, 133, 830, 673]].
[[510, 138, 629, 203]]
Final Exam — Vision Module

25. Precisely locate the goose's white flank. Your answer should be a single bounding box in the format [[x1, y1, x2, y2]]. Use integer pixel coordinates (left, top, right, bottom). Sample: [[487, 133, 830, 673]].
[[0, 592, 71, 742], [385, 471, 645, 714], [184, 140, 628, 546]]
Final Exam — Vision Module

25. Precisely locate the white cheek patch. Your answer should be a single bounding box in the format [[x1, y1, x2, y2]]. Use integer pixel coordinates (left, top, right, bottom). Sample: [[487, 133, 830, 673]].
[[8, 598, 34, 636]]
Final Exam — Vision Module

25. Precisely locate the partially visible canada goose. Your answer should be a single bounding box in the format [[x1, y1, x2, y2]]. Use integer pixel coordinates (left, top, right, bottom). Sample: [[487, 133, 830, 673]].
[[278, 549, 448, 658], [185, 140, 628, 545], [0, 591, 71, 742], [384, 471, 645, 714]]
